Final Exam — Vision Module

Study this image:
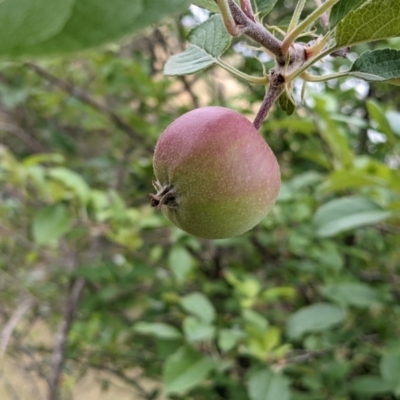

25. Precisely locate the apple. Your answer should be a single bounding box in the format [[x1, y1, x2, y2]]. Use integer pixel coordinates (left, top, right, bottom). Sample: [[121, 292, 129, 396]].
[[150, 106, 280, 239]]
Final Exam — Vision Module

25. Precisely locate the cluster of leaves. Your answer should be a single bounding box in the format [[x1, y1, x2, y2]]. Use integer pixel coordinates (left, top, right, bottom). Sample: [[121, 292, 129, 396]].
[[166, 0, 400, 119], [1, 1, 400, 400]]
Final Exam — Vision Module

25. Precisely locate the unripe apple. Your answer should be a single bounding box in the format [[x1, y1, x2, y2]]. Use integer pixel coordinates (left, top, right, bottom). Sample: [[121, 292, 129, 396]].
[[150, 106, 280, 239]]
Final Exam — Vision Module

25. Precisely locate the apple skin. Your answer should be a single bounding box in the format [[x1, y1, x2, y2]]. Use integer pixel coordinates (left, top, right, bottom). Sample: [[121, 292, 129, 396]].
[[150, 106, 280, 239]]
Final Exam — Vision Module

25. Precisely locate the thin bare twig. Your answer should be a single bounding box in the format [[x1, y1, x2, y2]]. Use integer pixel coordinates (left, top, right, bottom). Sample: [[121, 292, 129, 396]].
[[253, 71, 285, 130], [227, 0, 284, 62], [0, 121, 46, 153], [0, 298, 34, 359], [47, 277, 85, 400], [26, 62, 143, 143]]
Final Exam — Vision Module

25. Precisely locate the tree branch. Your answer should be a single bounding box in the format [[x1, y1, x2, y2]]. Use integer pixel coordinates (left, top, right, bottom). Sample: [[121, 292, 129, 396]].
[[253, 71, 285, 130], [26, 62, 143, 143], [227, 0, 285, 62], [47, 277, 85, 400], [0, 298, 34, 359]]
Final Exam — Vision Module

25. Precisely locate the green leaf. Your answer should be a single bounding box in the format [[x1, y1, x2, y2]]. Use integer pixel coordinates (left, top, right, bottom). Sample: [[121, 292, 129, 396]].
[[168, 246, 194, 282], [12, 0, 190, 56], [164, 14, 231, 76], [243, 309, 269, 332], [314, 98, 354, 167], [336, 0, 400, 48], [329, 0, 367, 29], [251, 0, 278, 16], [386, 110, 400, 136], [133, 322, 181, 340], [218, 329, 245, 352], [247, 369, 290, 400], [180, 292, 216, 323], [279, 91, 296, 116], [313, 196, 391, 237], [163, 346, 215, 395], [320, 283, 381, 308], [287, 303, 345, 339], [22, 153, 65, 167], [349, 49, 400, 85], [48, 167, 90, 204], [32, 204, 72, 245], [323, 170, 389, 192], [0, 0, 74, 54], [164, 44, 217, 75], [192, 0, 220, 13], [262, 287, 296, 302], [349, 375, 392, 394], [366, 99, 396, 142], [183, 316, 215, 342], [128, 0, 190, 34], [380, 353, 400, 394]]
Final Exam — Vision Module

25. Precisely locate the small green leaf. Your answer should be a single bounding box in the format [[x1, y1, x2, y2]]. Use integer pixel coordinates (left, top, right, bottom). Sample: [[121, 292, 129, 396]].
[[314, 100, 354, 167], [313, 196, 391, 237], [329, 0, 367, 29], [323, 170, 388, 192], [218, 329, 245, 352], [349, 49, 400, 85], [163, 346, 215, 394], [251, 0, 278, 16], [349, 375, 392, 394], [386, 110, 400, 136], [133, 322, 181, 339], [129, 0, 190, 34], [48, 167, 90, 204], [32, 204, 72, 245], [22, 153, 65, 167], [336, 0, 400, 48], [183, 316, 215, 342], [168, 246, 194, 282], [164, 14, 231, 76], [180, 292, 216, 323], [380, 353, 400, 394], [367, 99, 396, 142], [0, 0, 74, 54], [320, 283, 381, 308], [262, 287, 296, 302], [243, 309, 269, 332], [247, 369, 290, 400], [279, 91, 296, 116], [164, 44, 216, 75], [287, 303, 345, 339], [192, 0, 220, 13]]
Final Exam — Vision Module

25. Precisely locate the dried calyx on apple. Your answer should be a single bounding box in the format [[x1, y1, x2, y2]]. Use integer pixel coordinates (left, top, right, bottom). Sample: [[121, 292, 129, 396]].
[[150, 106, 280, 239]]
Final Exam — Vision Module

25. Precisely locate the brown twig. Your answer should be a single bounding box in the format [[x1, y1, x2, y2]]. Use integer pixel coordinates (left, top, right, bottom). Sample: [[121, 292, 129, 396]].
[[47, 277, 85, 400], [25, 62, 142, 143], [227, 0, 285, 62], [0, 121, 46, 153], [253, 71, 285, 130], [0, 298, 34, 359]]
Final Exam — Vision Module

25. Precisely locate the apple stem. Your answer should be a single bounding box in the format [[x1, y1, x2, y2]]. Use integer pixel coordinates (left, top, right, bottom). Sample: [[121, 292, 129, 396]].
[[253, 72, 285, 130]]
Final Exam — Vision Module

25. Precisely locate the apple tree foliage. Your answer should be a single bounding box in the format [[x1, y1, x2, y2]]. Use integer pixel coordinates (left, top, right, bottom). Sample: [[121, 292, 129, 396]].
[[0, 1, 400, 399]]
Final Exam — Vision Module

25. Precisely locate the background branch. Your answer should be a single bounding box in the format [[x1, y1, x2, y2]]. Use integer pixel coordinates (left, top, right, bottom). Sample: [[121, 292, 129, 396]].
[[26, 63, 143, 143], [47, 277, 85, 400]]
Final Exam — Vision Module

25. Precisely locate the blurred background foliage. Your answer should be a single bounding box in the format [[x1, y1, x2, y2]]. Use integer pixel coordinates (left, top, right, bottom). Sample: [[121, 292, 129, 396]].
[[1, 2, 400, 400]]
